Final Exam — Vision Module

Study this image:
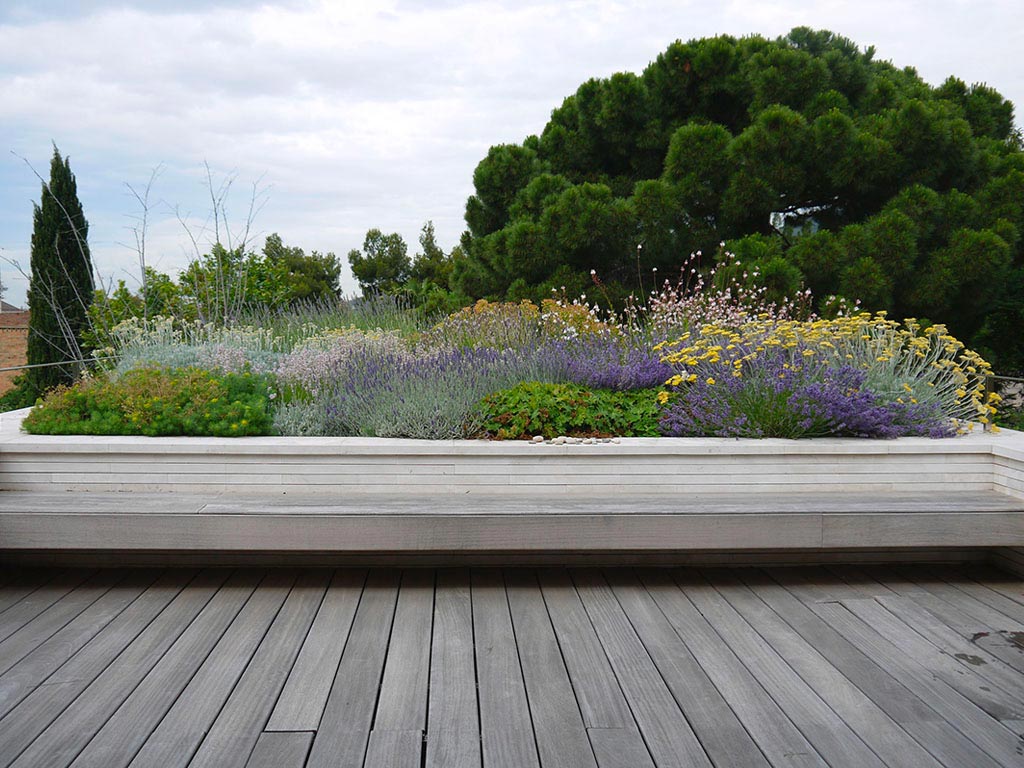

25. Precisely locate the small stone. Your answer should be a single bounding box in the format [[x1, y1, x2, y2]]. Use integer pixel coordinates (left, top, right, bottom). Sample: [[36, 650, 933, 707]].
[[611, 437, 621, 444], [582, 438, 594, 445], [532, 435, 544, 443], [553, 436, 566, 445]]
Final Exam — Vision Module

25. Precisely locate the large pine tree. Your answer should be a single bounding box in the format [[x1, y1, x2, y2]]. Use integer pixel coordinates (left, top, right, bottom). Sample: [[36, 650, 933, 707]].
[[457, 27, 1024, 370], [25, 146, 94, 396]]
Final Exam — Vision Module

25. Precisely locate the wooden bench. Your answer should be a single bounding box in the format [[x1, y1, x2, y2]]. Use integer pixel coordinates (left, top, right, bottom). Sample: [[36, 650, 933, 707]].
[[2, 489, 1022, 568]]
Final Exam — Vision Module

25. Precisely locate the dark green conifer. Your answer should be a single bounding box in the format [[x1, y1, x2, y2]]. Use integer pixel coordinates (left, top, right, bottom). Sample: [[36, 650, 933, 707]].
[[25, 146, 93, 396]]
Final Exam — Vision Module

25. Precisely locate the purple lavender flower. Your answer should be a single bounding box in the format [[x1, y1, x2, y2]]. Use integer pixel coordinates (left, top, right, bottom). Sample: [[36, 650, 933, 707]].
[[537, 335, 673, 391], [659, 348, 953, 439]]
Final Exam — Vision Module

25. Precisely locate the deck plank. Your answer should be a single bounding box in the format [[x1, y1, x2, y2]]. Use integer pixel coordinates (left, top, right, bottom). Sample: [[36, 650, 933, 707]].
[[711, 569, 942, 768], [244, 732, 313, 768], [305, 569, 401, 768], [839, 596, 1024, 719], [0, 569, 160, 720], [964, 566, 1024, 614], [364, 729, 423, 768], [61, 570, 263, 768], [266, 568, 364, 731], [537, 569, 635, 731], [607, 569, 768, 768], [0, 569, 90, 640], [424, 568, 480, 768], [0, 569, 68, 614], [572, 568, 712, 768], [638, 569, 825, 767], [586, 727, 656, 768], [776, 569, 1024, 767], [677, 569, 887, 768], [874, 594, 1024, 706], [0, 569, 215, 768], [885, 565, 1024, 633], [0, 570, 126, 677], [748, 568, 1004, 768], [865, 565, 1024, 675], [0, 564, 1018, 768], [471, 568, 540, 768], [373, 570, 434, 733], [125, 571, 296, 768], [186, 570, 329, 768], [505, 569, 597, 768]]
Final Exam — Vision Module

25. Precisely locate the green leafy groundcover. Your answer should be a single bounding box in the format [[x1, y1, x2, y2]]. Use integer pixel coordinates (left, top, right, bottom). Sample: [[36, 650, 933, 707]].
[[477, 382, 661, 439], [22, 367, 273, 437]]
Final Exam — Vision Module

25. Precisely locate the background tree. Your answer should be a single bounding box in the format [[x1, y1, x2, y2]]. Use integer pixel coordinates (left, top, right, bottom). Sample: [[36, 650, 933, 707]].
[[404, 221, 467, 314], [262, 233, 342, 304], [84, 233, 343, 343], [458, 27, 1024, 370], [24, 146, 94, 398], [347, 228, 411, 296]]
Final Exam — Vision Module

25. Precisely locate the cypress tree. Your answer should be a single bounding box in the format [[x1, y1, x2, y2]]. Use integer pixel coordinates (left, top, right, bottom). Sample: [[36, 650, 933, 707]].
[[25, 146, 94, 396]]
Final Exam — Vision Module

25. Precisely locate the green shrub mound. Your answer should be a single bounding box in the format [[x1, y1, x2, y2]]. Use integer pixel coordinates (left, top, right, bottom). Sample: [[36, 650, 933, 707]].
[[477, 382, 661, 439], [22, 367, 273, 437]]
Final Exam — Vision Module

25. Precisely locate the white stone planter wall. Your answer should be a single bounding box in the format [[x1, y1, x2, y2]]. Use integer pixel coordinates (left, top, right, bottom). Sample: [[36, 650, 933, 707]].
[[1, 408, 1022, 498]]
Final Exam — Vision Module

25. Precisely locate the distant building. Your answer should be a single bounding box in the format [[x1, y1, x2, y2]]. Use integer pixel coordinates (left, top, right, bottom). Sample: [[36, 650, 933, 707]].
[[0, 303, 29, 395]]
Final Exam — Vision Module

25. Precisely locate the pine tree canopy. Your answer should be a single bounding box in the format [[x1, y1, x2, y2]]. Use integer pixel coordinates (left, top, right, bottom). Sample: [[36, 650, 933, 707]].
[[455, 27, 1024, 370]]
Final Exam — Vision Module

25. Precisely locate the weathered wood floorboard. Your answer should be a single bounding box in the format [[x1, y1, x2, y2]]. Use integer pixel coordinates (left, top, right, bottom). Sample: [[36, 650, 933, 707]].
[[471, 568, 540, 768], [505, 570, 596, 768], [743, 568, 1005, 768], [304, 570, 400, 768], [0, 570, 161, 721], [0, 565, 1020, 768], [608, 569, 768, 768], [424, 568, 479, 768], [187, 571, 328, 768], [710, 568, 942, 768], [773, 568, 1024, 767]]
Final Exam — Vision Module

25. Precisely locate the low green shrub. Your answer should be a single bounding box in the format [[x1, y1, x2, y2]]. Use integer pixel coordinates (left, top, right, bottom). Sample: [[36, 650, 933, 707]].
[[22, 367, 273, 437], [477, 382, 661, 439]]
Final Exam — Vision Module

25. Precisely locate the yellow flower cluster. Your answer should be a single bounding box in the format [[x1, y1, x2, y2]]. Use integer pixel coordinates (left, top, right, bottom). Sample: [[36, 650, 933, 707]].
[[656, 312, 996, 428]]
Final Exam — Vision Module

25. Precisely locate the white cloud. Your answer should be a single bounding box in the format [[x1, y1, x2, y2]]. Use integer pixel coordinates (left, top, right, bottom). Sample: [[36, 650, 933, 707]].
[[0, 0, 1021, 306]]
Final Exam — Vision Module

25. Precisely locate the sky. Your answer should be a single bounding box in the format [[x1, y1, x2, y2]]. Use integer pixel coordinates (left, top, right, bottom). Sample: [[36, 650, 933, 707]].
[[1, 0, 1022, 309]]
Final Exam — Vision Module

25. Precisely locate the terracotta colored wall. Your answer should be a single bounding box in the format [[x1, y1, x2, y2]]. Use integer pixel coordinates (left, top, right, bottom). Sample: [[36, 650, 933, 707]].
[[0, 312, 29, 395]]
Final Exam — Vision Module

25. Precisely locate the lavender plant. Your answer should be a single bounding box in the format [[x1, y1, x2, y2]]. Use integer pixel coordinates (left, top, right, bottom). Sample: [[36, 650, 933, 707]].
[[275, 327, 415, 397], [658, 349, 952, 439], [273, 346, 548, 439], [536, 334, 672, 391]]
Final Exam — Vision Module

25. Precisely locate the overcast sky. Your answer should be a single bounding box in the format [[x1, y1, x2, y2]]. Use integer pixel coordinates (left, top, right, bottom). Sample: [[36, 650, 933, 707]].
[[1, 0, 1021, 308]]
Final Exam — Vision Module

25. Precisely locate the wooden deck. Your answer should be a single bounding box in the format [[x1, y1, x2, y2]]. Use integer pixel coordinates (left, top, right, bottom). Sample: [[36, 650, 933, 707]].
[[0, 566, 1023, 767]]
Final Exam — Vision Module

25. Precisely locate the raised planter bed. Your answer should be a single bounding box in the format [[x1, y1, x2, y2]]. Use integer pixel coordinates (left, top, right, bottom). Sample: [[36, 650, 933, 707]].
[[1, 408, 1023, 569]]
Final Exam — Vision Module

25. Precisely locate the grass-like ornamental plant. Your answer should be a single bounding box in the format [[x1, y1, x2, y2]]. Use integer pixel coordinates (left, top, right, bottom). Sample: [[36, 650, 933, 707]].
[[106, 316, 285, 376], [423, 298, 612, 351], [23, 367, 273, 437], [657, 313, 996, 437], [273, 346, 548, 439], [478, 382, 661, 439]]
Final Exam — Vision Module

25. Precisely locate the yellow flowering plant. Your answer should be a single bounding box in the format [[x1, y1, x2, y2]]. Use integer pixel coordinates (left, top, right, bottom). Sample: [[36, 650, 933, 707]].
[[657, 312, 997, 431]]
